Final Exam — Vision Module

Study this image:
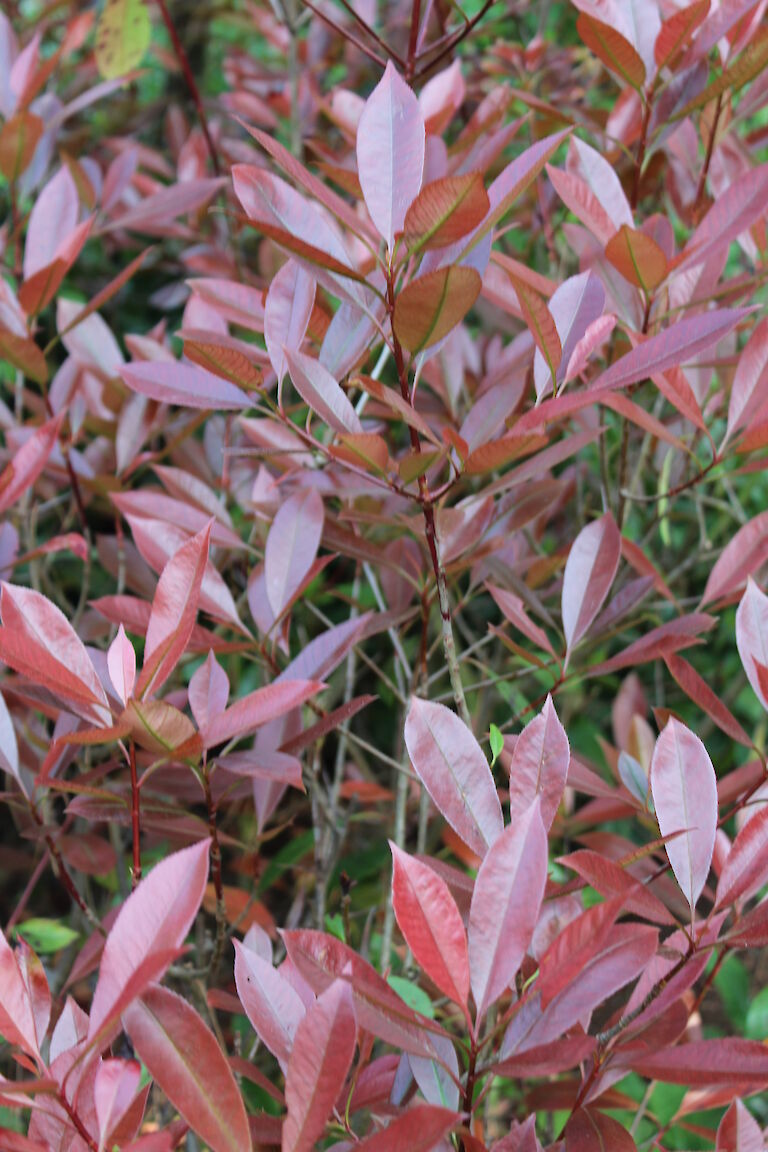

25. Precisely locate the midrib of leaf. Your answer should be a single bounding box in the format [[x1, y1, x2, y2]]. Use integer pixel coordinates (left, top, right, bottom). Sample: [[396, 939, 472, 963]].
[[424, 709, 483, 846], [415, 269, 452, 353]]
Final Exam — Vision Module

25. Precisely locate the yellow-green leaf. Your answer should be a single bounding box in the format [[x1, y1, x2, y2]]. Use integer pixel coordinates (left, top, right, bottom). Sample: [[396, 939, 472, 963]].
[[95, 0, 151, 81]]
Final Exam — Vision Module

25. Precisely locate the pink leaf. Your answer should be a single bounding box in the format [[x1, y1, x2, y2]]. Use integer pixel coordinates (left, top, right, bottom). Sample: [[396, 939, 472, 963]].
[[716, 1100, 764, 1152], [135, 521, 212, 697], [94, 1059, 142, 1151], [188, 651, 230, 732], [0, 930, 41, 1061], [283, 980, 357, 1152], [0, 583, 110, 726], [356, 61, 425, 252], [565, 1108, 637, 1151], [355, 1105, 460, 1152], [724, 316, 768, 447], [533, 272, 604, 398], [88, 839, 210, 1047], [404, 697, 503, 858], [23, 166, 79, 279], [265, 490, 324, 619], [284, 349, 363, 435], [264, 259, 315, 389], [679, 164, 768, 272], [508, 696, 570, 830], [476, 129, 571, 248], [234, 941, 306, 1068], [562, 513, 621, 660], [468, 800, 548, 1019], [202, 679, 323, 749], [651, 718, 717, 908], [487, 584, 555, 655], [123, 984, 251, 1152], [703, 515, 768, 606], [0, 414, 63, 515], [390, 843, 469, 1009], [736, 578, 768, 709], [107, 624, 136, 705], [121, 361, 251, 411], [629, 1038, 768, 1085], [564, 314, 617, 383]]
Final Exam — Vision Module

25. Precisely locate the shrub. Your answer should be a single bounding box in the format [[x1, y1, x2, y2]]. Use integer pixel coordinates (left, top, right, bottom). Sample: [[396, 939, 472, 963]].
[[1, 1, 768, 1149]]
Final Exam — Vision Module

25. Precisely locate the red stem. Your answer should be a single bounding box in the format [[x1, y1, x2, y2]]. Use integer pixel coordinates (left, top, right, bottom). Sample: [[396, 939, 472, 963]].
[[129, 740, 142, 888], [155, 0, 222, 177]]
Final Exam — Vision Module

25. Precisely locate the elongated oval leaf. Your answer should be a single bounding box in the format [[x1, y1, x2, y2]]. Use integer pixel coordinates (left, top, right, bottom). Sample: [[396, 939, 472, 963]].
[[404, 697, 503, 858], [577, 13, 646, 89], [0, 414, 62, 515], [735, 578, 768, 710], [88, 839, 210, 1047], [390, 843, 469, 1008], [508, 696, 569, 830], [629, 1038, 768, 1085], [356, 1105, 460, 1152], [284, 349, 363, 435], [234, 941, 305, 1068], [107, 624, 136, 706], [188, 651, 229, 732], [202, 679, 322, 750], [566, 1108, 638, 1151], [468, 800, 548, 1019], [264, 259, 315, 388], [725, 316, 768, 447], [95, 0, 151, 80], [562, 513, 621, 657], [605, 225, 668, 292], [283, 980, 356, 1152], [716, 1099, 764, 1152], [121, 361, 251, 411], [716, 804, 768, 910], [356, 61, 425, 252], [533, 271, 605, 397], [265, 490, 324, 620], [123, 984, 251, 1152], [403, 173, 489, 251], [651, 718, 716, 908], [703, 515, 768, 607], [393, 266, 481, 355]]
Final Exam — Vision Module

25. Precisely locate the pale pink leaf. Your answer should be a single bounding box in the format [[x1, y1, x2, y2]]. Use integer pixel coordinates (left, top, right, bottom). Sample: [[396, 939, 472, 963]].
[[508, 696, 570, 830], [121, 361, 251, 411], [265, 490, 324, 619], [202, 680, 323, 749], [651, 718, 717, 907], [107, 624, 136, 705], [564, 314, 617, 383], [703, 515, 768, 606], [283, 980, 357, 1152], [716, 805, 768, 910], [234, 940, 306, 1068], [533, 272, 604, 397], [284, 349, 363, 435], [88, 839, 210, 1046], [188, 651, 230, 732], [0, 414, 63, 515], [468, 800, 548, 1019], [264, 259, 315, 388], [725, 317, 768, 447], [562, 513, 621, 658], [404, 697, 503, 858], [356, 61, 425, 252], [94, 1059, 142, 1151], [0, 930, 40, 1061], [716, 1100, 764, 1152], [23, 166, 79, 279]]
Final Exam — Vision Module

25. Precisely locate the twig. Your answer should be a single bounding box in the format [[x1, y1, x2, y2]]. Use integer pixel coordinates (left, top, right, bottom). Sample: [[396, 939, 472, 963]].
[[155, 0, 222, 176]]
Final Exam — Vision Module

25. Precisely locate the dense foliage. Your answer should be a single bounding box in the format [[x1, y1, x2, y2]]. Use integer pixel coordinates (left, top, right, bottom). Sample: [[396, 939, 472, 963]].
[[1, 0, 768, 1149]]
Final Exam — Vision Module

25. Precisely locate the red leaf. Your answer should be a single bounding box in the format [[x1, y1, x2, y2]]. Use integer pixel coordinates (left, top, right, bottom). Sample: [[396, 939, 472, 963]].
[[390, 843, 469, 1009], [0, 414, 62, 515], [562, 512, 621, 661], [508, 695, 570, 830], [356, 61, 425, 252], [107, 624, 137, 706], [736, 578, 768, 709], [664, 652, 752, 746], [135, 521, 212, 697], [404, 697, 503, 858], [94, 1059, 142, 1151], [202, 679, 323, 749], [0, 931, 41, 1062], [725, 316, 768, 448], [629, 1038, 768, 1085], [566, 1108, 638, 1151], [559, 849, 674, 925], [716, 1099, 764, 1151], [234, 941, 305, 1067], [605, 225, 668, 292], [651, 718, 717, 908], [88, 839, 210, 1048], [655, 1, 710, 69], [468, 800, 548, 1018], [123, 984, 251, 1152], [355, 1105, 460, 1152], [265, 490, 324, 619], [537, 897, 624, 1009], [716, 805, 768, 909], [403, 173, 490, 252], [703, 516, 768, 607], [283, 980, 356, 1152]]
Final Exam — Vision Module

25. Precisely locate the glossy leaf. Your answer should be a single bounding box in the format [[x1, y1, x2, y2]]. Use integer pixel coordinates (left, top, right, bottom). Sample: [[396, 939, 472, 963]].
[[390, 843, 469, 1008], [403, 173, 489, 251], [265, 490, 324, 620], [202, 679, 322, 749], [651, 718, 717, 907], [508, 696, 569, 830], [121, 361, 252, 411], [629, 1038, 768, 1084], [735, 579, 768, 710], [605, 225, 668, 292], [716, 805, 768, 910], [356, 61, 425, 252], [468, 800, 548, 1018], [94, 1059, 142, 1151], [188, 651, 229, 733], [264, 259, 315, 388], [234, 941, 306, 1067], [562, 513, 621, 659], [393, 266, 481, 355], [123, 984, 251, 1152], [285, 349, 363, 435], [107, 624, 136, 706], [566, 1109, 637, 1151], [716, 1100, 764, 1152], [0, 414, 62, 515], [404, 697, 503, 858], [356, 1106, 459, 1152]]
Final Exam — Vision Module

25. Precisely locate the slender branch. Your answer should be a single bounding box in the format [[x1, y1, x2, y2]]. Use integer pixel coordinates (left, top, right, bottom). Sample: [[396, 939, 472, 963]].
[[204, 768, 228, 981], [406, 0, 423, 80], [631, 93, 652, 210], [129, 739, 142, 888], [300, 0, 388, 68], [693, 92, 723, 213], [155, 0, 222, 176], [412, 0, 495, 80]]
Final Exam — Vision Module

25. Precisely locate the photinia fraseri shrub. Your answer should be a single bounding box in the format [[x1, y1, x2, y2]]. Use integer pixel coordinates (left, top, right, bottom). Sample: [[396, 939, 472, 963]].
[[1, 0, 768, 1148]]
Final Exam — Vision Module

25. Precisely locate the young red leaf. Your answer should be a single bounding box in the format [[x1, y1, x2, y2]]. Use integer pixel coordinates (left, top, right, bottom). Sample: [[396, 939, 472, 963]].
[[0, 414, 62, 515], [724, 316, 768, 449], [577, 13, 646, 89], [487, 585, 556, 656], [507, 272, 561, 386], [629, 1038, 768, 1085], [565, 1108, 637, 1151], [355, 1105, 460, 1152], [651, 718, 716, 908], [508, 696, 569, 830], [716, 805, 768, 910], [0, 329, 48, 386], [533, 271, 605, 397], [703, 516, 768, 607], [94, 1059, 142, 1152], [87, 839, 210, 1047], [265, 490, 324, 620], [663, 652, 752, 746], [559, 849, 675, 925], [716, 1099, 763, 1152], [403, 173, 489, 252], [605, 225, 668, 292], [107, 624, 136, 706], [736, 578, 768, 709], [654, 0, 710, 69], [283, 980, 357, 1152], [234, 941, 306, 1068], [0, 931, 41, 1062], [537, 896, 623, 1009], [390, 843, 469, 1009], [23, 166, 78, 280], [121, 361, 252, 411], [468, 799, 548, 1019], [135, 521, 212, 698], [188, 650, 229, 733], [0, 112, 43, 181], [284, 349, 363, 435], [404, 697, 503, 858], [393, 266, 481, 355], [264, 258, 315, 389], [561, 512, 621, 662], [678, 165, 768, 272], [123, 984, 251, 1152], [356, 61, 425, 252]]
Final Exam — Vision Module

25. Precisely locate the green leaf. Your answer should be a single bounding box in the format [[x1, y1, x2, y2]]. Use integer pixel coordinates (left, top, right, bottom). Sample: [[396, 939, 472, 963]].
[[14, 918, 79, 953], [387, 975, 435, 1018], [746, 986, 768, 1039], [95, 0, 151, 81], [489, 724, 504, 766]]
